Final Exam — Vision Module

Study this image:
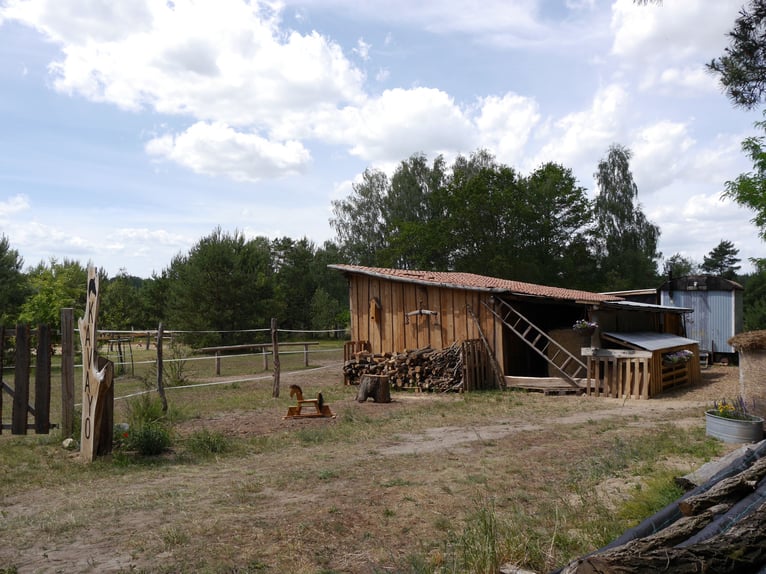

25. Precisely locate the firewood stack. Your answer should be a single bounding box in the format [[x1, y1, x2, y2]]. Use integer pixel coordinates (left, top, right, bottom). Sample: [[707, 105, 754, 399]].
[[343, 341, 464, 392]]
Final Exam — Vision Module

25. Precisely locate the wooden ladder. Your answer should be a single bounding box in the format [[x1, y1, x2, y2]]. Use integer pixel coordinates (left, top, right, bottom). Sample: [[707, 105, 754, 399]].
[[482, 299, 586, 388]]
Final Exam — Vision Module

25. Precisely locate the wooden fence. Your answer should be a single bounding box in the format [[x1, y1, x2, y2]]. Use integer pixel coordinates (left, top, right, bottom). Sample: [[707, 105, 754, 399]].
[[582, 348, 653, 399], [0, 324, 54, 434]]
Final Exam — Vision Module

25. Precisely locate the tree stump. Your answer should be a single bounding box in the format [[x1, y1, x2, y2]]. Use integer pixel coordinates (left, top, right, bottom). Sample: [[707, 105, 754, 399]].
[[357, 374, 391, 403]]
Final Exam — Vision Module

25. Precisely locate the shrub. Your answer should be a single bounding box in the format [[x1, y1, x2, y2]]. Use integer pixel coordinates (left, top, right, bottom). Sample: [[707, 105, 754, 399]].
[[126, 422, 171, 456], [126, 393, 166, 427]]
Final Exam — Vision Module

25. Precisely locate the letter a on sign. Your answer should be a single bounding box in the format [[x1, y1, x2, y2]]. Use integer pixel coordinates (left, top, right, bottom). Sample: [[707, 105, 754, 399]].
[[79, 266, 110, 461]]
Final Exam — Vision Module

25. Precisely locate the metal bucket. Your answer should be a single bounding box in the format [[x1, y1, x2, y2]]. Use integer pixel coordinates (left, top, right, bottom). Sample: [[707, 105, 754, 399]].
[[705, 411, 764, 443]]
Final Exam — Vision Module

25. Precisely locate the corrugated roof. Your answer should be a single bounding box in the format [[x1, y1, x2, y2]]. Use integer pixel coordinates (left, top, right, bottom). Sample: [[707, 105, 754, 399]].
[[328, 264, 621, 304], [602, 331, 699, 351]]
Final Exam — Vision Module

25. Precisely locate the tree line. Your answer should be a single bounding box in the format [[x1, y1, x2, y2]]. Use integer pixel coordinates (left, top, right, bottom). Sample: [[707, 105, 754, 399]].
[[0, 231, 350, 347], [0, 141, 763, 340], [331, 145, 662, 292]]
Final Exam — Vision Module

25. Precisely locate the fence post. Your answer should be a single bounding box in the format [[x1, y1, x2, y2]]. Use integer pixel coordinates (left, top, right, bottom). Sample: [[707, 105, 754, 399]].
[[35, 323, 51, 434], [61, 309, 75, 437], [0, 326, 4, 435], [157, 322, 168, 413], [96, 356, 114, 456], [12, 324, 30, 435], [271, 317, 280, 398]]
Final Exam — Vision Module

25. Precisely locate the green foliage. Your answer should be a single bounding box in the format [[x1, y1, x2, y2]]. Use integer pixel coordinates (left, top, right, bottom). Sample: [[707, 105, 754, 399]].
[[723, 115, 766, 241], [663, 253, 696, 278], [126, 393, 167, 427], [164, 227, 275, 346], [100, 270, 152, 330], [310, 287, 347, 334], [272, 236, 320, 331], [185, 429, 232, 456], [330, 167, 388, 266], [330, 149, 596, 288], [120, 394, 172, 455], [707, 0, 766, 110], [592, 144, 661, 290], [125, 422, 171, 456], [162, 340, 190, 386], [701, 240, 741, 279], [741, 261, 766, 329], [447, 499, 508, 574], [617, 471, 684, 524], [18, 258, 88, 327], [0, 234, 28, 326]]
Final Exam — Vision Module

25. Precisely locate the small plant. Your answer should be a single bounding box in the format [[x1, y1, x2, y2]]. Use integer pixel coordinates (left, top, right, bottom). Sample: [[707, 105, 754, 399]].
[[663, 350, 694, 364], [163, 340, 191, 386], [186, 429, 231, 456], [126, 393, 167, 427], [125, 422, 171, 456], [710, 397, 759, 421], [119, 394, 172, 456], [572, 319, 597, 333]]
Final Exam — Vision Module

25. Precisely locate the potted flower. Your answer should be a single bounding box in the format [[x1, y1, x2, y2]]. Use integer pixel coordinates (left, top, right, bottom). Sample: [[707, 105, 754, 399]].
[[662, 349, 694, 366], [705, 397, 764, 443], [572, 319, 597, 337]]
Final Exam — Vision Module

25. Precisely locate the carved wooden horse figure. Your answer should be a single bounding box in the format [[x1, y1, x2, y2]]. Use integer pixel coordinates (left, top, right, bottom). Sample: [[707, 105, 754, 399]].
[[283, 384, 336, 419]]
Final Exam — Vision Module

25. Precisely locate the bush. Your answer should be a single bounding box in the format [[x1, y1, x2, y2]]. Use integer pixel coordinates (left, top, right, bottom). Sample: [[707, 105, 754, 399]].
[[121, 394, 172, 456], [125, 422, 171, 456], [126, 393, 166, 427]]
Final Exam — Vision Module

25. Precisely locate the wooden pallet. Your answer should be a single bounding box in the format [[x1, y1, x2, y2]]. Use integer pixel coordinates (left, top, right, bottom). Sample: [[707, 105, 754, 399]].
[[505, 376, 586, 396]]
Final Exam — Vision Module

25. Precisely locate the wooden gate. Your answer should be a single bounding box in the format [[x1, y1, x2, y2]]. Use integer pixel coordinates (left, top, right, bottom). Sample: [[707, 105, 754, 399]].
[[0, 324, 54, 434]]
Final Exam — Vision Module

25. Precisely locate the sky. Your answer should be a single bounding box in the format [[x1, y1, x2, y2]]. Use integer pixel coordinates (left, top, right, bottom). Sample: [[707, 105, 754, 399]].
[[0, 0, 763, 279]]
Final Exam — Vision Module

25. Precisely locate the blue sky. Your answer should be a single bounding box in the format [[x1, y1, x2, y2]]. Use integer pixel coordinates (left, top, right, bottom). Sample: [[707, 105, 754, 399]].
[[0, 0, 762, 279]]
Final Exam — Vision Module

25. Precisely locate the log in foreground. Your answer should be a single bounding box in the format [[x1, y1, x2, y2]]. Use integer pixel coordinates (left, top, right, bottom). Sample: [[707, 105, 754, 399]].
[[561, 501, 766, 574]]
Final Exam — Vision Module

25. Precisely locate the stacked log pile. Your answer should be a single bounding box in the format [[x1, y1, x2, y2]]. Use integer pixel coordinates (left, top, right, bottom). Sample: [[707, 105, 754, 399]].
[[343, 341, 464, 392], [553, 441, 766, 574]]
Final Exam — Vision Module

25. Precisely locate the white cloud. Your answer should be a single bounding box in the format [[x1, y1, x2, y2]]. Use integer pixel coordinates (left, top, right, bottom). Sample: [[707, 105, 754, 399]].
[[2, 0, 366, 127], [610, 0, 743, 93], [146, 122, 311, 181], [475, 93, 540, 165], [353, 37, 371, 61], [529, 84, 628, 174], [320, 87, 475, 162], [631, 120, 695, 193], [0, 194, 30, 218], [653, 193, 758, 264]]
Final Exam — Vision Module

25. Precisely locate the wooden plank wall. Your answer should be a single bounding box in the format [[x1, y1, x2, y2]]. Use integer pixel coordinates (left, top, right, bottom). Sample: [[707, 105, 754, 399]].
[[346, 275, 501, 366]]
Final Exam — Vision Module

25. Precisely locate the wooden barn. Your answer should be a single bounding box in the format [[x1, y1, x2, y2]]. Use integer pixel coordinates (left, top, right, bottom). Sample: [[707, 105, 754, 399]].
[[330, 265, 701, 398]]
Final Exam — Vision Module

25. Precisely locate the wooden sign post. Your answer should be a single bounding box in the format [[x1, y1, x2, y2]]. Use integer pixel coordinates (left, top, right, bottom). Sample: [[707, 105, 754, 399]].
[[79, 267, 113, 461]]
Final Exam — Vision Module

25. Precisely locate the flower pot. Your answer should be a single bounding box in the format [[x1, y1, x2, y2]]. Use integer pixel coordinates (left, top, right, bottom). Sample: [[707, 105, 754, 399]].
[[574, 326, 596, 337], [705, 411, 764, 444]]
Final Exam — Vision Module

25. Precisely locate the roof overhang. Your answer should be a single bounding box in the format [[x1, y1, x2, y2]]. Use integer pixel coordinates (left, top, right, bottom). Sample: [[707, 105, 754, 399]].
[[600, 300, 692, 314]]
